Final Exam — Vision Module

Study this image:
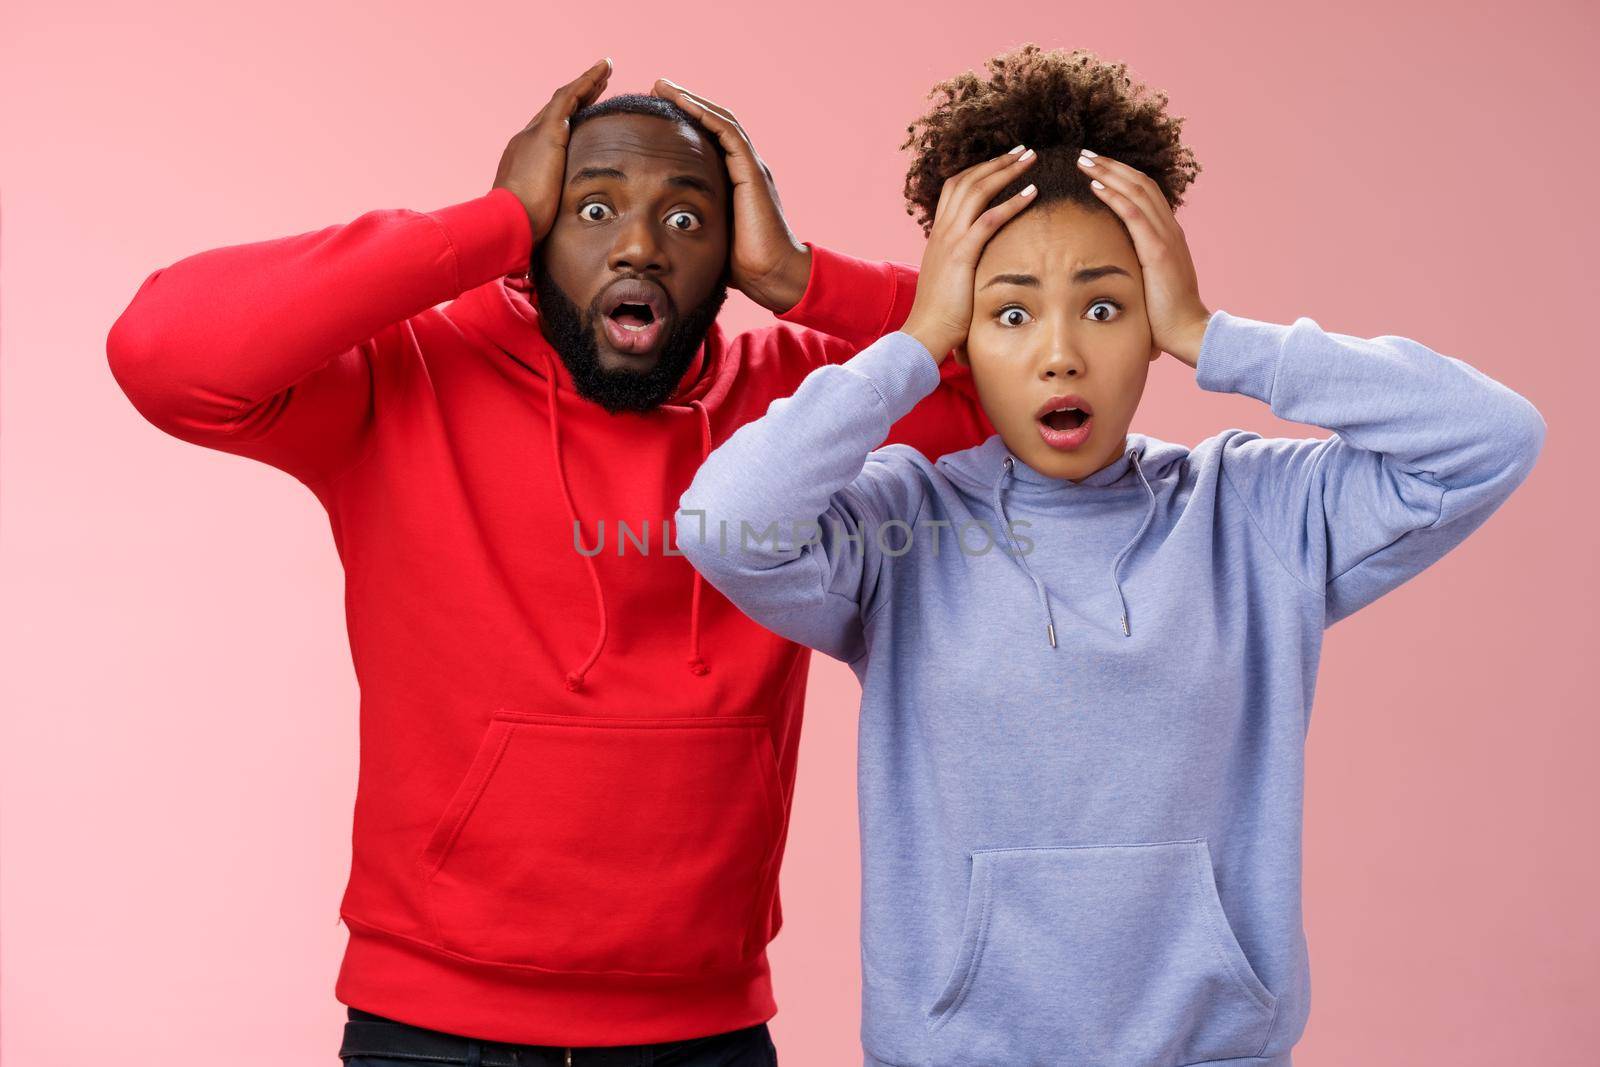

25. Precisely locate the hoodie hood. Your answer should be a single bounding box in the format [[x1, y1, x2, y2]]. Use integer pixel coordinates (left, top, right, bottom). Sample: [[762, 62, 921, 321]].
[[938, 432, 1191, 643], [449, 276, 727, 690]]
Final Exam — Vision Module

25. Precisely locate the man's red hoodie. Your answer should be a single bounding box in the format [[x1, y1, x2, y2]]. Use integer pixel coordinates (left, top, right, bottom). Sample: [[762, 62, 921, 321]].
[[105, 186, 992, 1046]]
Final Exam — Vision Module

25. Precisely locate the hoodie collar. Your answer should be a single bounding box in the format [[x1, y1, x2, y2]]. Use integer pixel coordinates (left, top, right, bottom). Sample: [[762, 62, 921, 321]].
[[940, 431, 1173, 493], [447, 275, 723, 691], [943, 432, 1183, 643]]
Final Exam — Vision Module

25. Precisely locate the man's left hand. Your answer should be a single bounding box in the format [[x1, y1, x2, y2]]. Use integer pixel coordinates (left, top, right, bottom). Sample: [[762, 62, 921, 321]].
[[652, 78, 811, 314]]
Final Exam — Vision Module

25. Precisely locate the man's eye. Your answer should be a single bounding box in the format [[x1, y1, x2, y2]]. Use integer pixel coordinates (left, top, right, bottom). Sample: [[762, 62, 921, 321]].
[[999, 306, 1033, 327], [1086, 300, 1122, 322], [666, 211, 702, 232], [579, 202, 615, 221]]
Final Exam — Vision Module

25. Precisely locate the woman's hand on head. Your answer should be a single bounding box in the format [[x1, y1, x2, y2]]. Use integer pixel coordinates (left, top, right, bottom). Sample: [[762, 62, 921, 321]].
[[902, 148, 1040, 363], [1078, 150, 1212, 367]]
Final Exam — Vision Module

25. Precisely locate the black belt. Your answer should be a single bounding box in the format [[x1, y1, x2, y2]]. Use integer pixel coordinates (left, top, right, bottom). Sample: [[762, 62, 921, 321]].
[[338, 1007, 762, 1066]]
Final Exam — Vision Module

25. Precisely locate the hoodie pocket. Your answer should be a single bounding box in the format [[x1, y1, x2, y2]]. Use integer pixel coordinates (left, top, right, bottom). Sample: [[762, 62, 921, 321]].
[[925, 842, 1278, 1067], [418, 713, 785, 976]]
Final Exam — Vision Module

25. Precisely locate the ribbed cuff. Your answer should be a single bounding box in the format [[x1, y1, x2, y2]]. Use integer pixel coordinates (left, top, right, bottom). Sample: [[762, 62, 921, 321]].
[[1194, 309, 1294, 405], [842, 331, 944, 424], [775, 243, 917, 341], [424, 188, 534, 292]]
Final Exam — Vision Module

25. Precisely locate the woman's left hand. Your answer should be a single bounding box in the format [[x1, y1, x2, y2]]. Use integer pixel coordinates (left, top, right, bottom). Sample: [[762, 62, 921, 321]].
[[1078, 150, 1212, 367]]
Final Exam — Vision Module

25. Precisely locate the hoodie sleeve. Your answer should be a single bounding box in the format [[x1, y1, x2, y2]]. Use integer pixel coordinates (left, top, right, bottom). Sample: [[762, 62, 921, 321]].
[[105, 187, 533, 488], [1195, 309, 1547, 626], [756, 242, 995, 460], [676, 330, 942, 664]]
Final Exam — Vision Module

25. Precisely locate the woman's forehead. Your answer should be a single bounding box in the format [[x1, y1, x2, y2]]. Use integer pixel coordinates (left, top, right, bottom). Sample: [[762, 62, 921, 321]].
[[978, 204, 1138, 281]]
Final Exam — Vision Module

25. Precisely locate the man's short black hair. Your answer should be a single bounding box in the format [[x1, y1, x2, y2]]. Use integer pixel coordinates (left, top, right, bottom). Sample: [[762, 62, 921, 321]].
[[569, 93, 727, 168]]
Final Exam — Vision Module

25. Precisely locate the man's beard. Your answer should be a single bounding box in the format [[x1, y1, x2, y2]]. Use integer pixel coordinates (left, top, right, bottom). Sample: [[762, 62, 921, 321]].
[[530, 254, 729, 414]]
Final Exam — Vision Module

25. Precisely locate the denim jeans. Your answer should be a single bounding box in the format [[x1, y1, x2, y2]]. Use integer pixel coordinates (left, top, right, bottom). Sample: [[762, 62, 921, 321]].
[[338, 1007, 779, 1066]]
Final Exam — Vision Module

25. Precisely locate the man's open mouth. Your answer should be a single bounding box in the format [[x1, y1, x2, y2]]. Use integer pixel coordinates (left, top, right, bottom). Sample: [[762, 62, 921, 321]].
[[599, 278, 670, 356]]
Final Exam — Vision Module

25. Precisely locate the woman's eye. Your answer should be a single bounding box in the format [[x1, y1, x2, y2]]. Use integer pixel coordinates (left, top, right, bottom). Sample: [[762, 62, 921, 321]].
[[579, 202, 615, 222], [1086, 300, 1122, 322], [666, 210, 702, 232], [999, 306, 1033, 327]]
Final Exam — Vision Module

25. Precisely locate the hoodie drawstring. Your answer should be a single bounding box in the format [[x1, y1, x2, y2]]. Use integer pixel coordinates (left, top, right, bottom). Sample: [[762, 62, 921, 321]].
[[541, 349, 712, 691], [992, 457, 1060, 648], [1111, 452, 1158, 637], [684, 399, 712, 677], [991, 448, 1158, 645], [543, 350, 609, 692]]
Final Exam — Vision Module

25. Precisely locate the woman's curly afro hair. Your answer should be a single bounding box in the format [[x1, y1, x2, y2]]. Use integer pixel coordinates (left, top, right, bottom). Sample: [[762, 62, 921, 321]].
[[901, 44, 1200, 235]]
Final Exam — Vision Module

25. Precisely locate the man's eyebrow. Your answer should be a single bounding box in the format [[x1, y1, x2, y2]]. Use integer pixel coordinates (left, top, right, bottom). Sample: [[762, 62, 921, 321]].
[[665, 174, 718, 198], [569, 166, 628, 186], [979, 265, 1134, 290], [567, 166, 718, 199]]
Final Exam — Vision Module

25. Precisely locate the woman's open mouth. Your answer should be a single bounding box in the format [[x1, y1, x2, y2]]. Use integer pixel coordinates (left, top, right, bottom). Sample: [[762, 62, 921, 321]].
[[599, 279, 670, 356], [1036, 395, 1093, 450]]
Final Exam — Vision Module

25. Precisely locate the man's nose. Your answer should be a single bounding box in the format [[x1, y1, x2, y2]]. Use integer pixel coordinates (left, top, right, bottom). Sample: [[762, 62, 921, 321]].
[[607, 216, 668, 274]]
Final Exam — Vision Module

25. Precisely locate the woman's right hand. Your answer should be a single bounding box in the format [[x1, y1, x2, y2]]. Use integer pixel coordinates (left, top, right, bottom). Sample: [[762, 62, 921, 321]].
[[901, 146, 1039, 363], [492, 58, 613, 243]]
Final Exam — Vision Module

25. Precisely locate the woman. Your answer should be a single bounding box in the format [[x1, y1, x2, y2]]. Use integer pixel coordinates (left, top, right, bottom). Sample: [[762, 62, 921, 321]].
[[675, 45, 1544, 1067]]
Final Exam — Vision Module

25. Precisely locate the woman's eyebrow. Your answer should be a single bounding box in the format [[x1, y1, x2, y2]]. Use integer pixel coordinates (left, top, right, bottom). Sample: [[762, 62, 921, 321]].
[[979, 272, 1040, 290], [979, 265, 1133, 290], [1072, 265, 1132, 284]]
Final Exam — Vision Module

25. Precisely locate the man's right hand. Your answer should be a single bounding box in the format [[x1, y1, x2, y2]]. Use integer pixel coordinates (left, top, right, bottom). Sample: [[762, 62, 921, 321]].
[[492, 58, 613, 242]]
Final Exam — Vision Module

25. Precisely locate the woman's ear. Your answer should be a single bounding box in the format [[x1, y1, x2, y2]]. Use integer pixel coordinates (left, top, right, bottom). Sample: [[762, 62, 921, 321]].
[[952, 340, 971, 367]]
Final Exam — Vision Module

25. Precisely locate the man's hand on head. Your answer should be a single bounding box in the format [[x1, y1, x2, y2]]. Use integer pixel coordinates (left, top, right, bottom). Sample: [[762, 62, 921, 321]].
[[493, 58, 614, 243], [651, 78, 811, 316]]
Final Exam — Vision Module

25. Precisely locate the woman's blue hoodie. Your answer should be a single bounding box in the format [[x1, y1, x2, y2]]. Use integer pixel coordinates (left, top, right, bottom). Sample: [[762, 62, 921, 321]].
[[675, 311, 1545, 1067]]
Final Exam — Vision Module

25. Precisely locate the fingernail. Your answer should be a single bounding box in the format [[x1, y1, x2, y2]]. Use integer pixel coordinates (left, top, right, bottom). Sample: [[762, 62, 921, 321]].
[[1081, 148, 1097, 158], [1091, 179, 1105, 190], [1008, 144, 1026, 155], [1018, 148, 1036, 162], [1021, 184, 1037, 196], [1078, 154, 1095, 167]]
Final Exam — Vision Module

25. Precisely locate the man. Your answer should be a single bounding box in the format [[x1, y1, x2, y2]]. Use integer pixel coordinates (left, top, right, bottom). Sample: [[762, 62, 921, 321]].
[[106, 59, 991, 1064]]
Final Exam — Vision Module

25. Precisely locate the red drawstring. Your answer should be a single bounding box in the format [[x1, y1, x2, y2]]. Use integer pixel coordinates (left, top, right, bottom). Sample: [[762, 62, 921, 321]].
[[544, 349, 608, 692], [543, 353, 713, 690]]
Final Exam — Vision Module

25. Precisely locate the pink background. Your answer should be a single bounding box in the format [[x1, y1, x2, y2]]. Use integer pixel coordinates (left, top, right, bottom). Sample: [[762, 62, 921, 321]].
[[3, 1, 1596, 1063]]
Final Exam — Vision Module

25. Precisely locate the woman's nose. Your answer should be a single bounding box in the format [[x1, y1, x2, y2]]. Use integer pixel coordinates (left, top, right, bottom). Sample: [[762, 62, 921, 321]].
[[1039, 332, 1087, 379]]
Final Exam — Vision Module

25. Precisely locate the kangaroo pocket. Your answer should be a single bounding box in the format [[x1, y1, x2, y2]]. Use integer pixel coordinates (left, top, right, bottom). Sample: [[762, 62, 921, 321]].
[[925, 841, 1278, 1067], [418, 713, 785, 976]]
